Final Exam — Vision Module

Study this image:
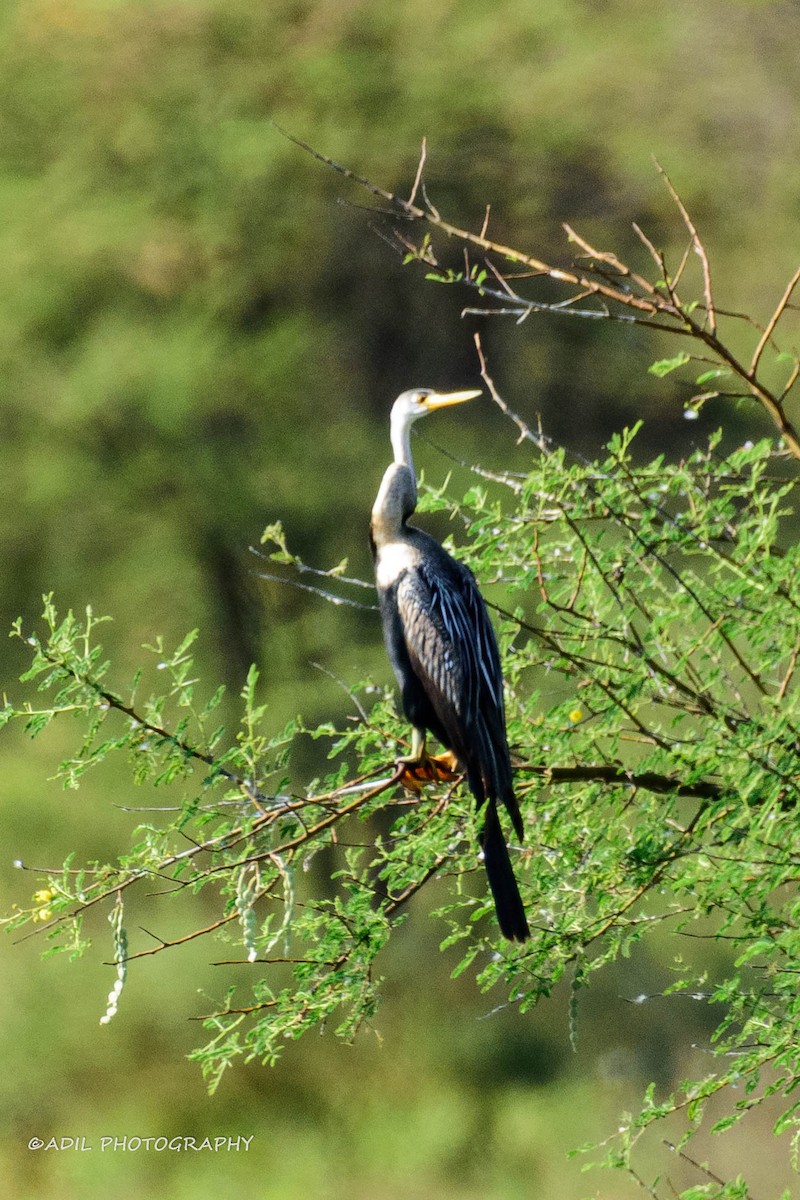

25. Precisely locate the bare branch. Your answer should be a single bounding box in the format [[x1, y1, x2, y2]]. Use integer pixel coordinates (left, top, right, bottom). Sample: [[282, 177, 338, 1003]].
[[632, 221, 666, 272], [777, 639, 800, 703], [281, 131, 800, 457], [114, 914, 238, 963], [420, 181, 440, 220], [670, 237, 693, 293], [654, 159, 717, 334], [474, 332, 541, 446], [407, 136, 427, 207], [780, 356, 800, 402], [563, 223, 656, 298], [254, 568, 379, 611], [750, 263, 800, 377]]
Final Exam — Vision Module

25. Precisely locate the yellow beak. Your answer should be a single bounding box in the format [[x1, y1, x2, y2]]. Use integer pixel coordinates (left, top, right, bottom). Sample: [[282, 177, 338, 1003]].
[[421, 389, 482, 411]]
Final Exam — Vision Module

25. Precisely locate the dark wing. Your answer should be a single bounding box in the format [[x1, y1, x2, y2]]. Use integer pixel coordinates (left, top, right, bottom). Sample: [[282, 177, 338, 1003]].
[[396, 553, 529, 941], [396, 554, 522, 838]]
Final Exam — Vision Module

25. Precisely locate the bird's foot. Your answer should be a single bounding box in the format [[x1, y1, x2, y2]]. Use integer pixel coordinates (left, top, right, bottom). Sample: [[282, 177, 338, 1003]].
[[395, 749, 460, 791]]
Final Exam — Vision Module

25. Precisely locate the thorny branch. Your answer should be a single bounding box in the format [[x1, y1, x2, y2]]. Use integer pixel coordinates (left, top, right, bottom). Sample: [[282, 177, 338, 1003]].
[[13, 586, 756, 999], [280, 130, 800, 460]]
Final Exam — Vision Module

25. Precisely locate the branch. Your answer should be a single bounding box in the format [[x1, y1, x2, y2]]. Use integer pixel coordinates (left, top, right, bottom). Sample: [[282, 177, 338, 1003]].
[[750, 264, 800, 377], [520, 763, 725, 803], [281, 130, 800, 460], [654, 159, 716, 334], [275, 127, 662, 315]]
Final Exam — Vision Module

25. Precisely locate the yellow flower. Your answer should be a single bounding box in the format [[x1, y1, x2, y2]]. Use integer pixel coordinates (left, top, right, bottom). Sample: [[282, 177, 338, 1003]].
[[568, 708, 583, 724], [34, 888, 55, 904]]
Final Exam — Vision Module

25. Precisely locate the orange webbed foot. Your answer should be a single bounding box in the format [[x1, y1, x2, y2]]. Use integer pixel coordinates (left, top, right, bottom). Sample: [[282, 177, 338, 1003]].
[[395, 749, 460, 791]]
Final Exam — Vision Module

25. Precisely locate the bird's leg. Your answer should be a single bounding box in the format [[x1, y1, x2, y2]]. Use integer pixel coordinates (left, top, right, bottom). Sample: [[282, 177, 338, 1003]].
[[410, 726, 427, 763], [395, 727, 431, 791], [396, 727, 428, 767]]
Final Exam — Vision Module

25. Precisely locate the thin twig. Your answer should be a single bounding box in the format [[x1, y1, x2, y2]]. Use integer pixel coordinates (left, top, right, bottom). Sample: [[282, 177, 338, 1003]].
[[654, 159, 716, 335], [564, 223, 656, 298], [407, 136, 427, 207], [662, 1142, 728, 1189], [777, 640, 800, 702], [750, 264, 800, 377], [473, 332, 540, 447], [254, 569, 379, 611], [670, 237, 693, 293], [780, 356, 800, 402]]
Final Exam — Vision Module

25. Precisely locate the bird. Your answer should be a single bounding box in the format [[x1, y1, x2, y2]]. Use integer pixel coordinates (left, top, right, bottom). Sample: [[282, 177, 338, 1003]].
[[370, 388, 530, 942]]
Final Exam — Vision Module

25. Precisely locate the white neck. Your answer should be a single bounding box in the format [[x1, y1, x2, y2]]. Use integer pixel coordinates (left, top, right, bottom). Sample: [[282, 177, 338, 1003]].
[[390, 412, 414, 479]]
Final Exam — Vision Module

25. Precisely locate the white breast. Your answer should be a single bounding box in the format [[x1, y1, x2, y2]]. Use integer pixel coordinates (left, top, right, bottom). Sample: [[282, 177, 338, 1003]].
[[375, 540, 419, 590]]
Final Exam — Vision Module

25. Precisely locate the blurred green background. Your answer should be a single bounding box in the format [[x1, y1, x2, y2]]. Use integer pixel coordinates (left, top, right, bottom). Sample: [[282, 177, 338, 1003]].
[[2, 0, 800, 1196]]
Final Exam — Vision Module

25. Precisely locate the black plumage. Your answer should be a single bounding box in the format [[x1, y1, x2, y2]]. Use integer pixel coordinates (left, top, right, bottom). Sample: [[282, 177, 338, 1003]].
[[371, 389, 529, 942]]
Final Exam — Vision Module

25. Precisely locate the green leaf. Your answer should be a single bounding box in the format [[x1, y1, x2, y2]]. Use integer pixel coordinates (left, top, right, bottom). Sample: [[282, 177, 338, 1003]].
[[648, 352, 690, 377], [695, 368, 730, 385]]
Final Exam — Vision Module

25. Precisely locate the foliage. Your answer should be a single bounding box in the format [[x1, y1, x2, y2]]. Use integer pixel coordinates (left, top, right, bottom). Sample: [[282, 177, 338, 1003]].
[[4, 383, 800, 1198]]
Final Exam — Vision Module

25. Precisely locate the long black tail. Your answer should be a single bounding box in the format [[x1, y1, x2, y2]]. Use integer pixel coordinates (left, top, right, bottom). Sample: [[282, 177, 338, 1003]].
[[480, 800, 530, 942]]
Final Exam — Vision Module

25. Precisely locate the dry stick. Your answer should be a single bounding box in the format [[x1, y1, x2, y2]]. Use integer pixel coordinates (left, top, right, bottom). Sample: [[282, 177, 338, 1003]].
[[780, 356, 800, 402], [632, 221, 667, 274], [662, 1141, 730, 1189], [563, 223, 656, 299], [654, 159, 717, 335], [114, 913, 239, 964], [210, 956, 334, 966], [474, 332, 540, 446], [407, 136, 427, 208], [777, 639, 800, 703], [669, 237, 694, 293], [750, 263, 800, 377], [605, 192, 800, 456], [686, 314, 800, 459]]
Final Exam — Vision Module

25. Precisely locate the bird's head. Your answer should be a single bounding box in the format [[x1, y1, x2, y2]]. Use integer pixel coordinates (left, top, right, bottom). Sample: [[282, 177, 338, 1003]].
[[377, 387, 483, 537], [390, 388, 482, 431]]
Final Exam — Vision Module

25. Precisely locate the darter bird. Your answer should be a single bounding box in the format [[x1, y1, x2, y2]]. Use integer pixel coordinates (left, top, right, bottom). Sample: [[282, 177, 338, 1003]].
[[370, 388, 529, 942]]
